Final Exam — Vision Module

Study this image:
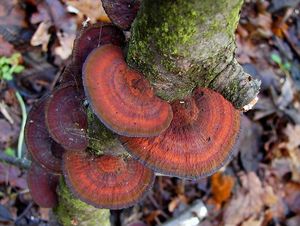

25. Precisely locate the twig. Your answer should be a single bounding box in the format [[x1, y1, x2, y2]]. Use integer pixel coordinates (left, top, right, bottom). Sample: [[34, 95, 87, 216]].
[[15, 91, 27, 159], [0, 151, 31, 169]]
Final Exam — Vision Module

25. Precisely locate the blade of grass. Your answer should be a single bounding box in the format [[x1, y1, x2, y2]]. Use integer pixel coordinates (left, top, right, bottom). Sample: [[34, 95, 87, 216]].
[[15, 91, 27, 159]]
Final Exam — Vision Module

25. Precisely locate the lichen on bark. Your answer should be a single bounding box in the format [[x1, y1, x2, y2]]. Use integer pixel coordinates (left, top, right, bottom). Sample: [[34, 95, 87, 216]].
[[54, 178, 110, 226], [127, 0, 260, 109], [87, 108, 125, 156]]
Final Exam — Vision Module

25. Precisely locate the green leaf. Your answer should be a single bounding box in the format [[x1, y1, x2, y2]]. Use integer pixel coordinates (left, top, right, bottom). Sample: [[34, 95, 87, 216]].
[[4, 147, 16, 157], [12, 65, 24, 74], [10, 53, 21, 65], [0, 57, 10, 66], [2, 71, 13, 81], [2, 65, 9, 73], [271, 53, 282, 65], [283, 62, 291, 71]]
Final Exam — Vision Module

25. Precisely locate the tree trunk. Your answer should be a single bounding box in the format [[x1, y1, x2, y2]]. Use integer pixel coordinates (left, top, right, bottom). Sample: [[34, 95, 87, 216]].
[[54, 179, 111, 226], [127, 0, 260, 109], [54, 0, 260, 225]]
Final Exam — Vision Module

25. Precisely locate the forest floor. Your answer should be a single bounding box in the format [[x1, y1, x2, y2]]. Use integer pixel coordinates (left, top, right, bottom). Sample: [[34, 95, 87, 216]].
[[0, 0, 299, 225]]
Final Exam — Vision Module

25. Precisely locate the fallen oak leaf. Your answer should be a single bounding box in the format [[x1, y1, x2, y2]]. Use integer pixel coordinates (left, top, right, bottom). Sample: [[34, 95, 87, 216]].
[[223, 172, 278, 226]]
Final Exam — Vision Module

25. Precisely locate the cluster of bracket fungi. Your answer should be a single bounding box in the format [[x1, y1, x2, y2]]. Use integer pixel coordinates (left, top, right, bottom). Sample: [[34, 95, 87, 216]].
[[25, 0, 241, 210]]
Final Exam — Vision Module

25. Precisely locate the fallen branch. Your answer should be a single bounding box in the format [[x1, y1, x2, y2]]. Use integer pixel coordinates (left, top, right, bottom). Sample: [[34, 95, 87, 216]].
[[0, 151, 31, 169]]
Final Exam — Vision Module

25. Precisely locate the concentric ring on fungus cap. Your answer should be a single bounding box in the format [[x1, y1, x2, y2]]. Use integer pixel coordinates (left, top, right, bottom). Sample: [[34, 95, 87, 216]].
[[45, 83, 88, 151], [63, 151, 155, 209], [120, 87, 241, 179], [25, 96, 64, 174], [83, 44, 173, 137]]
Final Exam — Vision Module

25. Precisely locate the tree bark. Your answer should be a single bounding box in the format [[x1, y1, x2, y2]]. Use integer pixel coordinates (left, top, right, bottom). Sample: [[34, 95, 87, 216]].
[[54, 179, 111, 226], [53, 111, 113, 226], [127, 0, 260, 109]]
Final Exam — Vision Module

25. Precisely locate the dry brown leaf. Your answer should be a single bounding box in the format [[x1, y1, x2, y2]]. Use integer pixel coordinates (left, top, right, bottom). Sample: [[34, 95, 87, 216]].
[[0, 36, 14, 56], [39, 208, 50, 221], [241, 216, 263, 226], [168, 195, 188, 213], [30, 21, 51, 51], [284, 182, 300, 214], [64, 0, 110, 23], [211, 172, 234, 206], [54, 30, 76, 60], [249, 13, 273, 38], [223, 172, 278, 226], [278, 124, 300, 181], [283, 124, 300, 150]]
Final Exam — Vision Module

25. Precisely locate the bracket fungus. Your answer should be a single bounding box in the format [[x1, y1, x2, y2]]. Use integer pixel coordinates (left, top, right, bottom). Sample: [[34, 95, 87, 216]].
[[27, 162, 59, 208], [63, 151, 155, 209], [121, 88, 241, 179], [46, 83, 88, 151], [25, 96, 64, 174], [59, 63, 81, 85], [60, 23, 124, 85], [101, 0, 141, 30], [72, 22, 125, 73], [24, 14, 247, 213], [83, 44, 173, 137]]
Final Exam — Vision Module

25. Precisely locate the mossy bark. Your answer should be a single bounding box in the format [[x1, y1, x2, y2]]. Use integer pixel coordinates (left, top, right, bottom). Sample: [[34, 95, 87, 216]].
[[127, 0, 260, 109], [54, 179, 111, 226]]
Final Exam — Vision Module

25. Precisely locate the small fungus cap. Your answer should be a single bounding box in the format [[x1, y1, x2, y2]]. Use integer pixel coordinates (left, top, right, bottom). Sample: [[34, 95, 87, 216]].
[[83, 44, 173, 137], [63, 151, 155, 209], [46, 83, 88, 151], [72, 22, 124, 71], [25, 96, 63, 173], [59, 63, 82, 85], [27, 162, 59, 208], [101, 0, 141, 30], [121, 87, 241, 179]]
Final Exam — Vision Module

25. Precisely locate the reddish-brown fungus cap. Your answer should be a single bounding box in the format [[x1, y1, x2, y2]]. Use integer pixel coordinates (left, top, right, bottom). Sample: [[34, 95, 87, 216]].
[[59, 63, 81, 85], [102, 0, 141, 30], [25, 97, 63, 173], [73, 22, 124, 70], [83, 44, 173, 137], [27, 162, 59, 208], [121, 88, 241, 179], [46, 83, 88, 151], [63, 151, 155, 209]]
